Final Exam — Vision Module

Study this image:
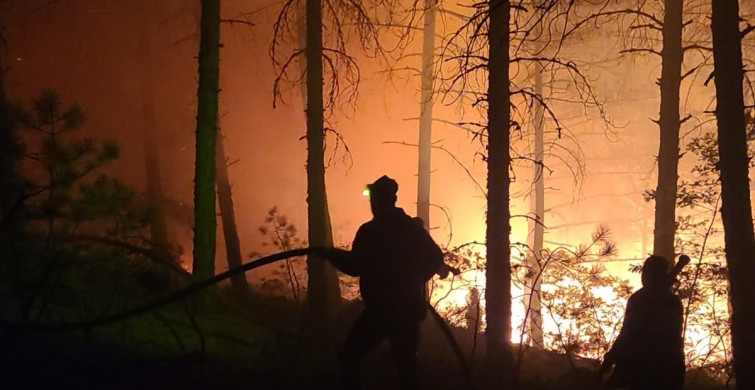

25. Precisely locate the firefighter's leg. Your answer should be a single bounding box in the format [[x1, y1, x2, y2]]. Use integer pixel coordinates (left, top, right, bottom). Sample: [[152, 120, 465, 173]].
[[389, 319, 420, 390], [339, 310, 386, 390]]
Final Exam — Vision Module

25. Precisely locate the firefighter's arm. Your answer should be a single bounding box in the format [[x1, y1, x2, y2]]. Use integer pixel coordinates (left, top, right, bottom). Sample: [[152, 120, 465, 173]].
[[308, 247, 360, 276], [601, 294, 638, 370], [410, 217, 459, 280], [600, 332, 623, 377], [418, 227, 448, 281]]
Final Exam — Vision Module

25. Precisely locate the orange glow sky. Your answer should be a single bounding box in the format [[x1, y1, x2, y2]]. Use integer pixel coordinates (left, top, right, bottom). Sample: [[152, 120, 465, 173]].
[[4, 0, 747, 292]]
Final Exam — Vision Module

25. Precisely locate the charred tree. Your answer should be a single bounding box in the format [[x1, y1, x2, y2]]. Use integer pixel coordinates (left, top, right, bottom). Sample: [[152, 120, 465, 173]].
[[305, 0, 341, 326], [0, 46, 21, 227], [192, 0, 220, 281], [525, 59, 545, 349], [442, 1, 612, 383], [273, 0, 423, 328], [0, 40, 23, 265], [711, 1, 755, 388], [485, 0, 514, 386], [653, 0, 684, 263], [215, 132, 249, 292], [0, 0, 24, 233]]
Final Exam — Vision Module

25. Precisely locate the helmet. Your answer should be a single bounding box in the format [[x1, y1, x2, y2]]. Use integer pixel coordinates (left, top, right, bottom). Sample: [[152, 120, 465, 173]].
[[365, 175, 398, 202], [642, 255, 670, 287]]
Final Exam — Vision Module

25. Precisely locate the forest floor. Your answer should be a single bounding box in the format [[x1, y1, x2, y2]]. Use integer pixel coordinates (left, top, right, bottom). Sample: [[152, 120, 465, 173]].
[[0, 285, 727, 390]]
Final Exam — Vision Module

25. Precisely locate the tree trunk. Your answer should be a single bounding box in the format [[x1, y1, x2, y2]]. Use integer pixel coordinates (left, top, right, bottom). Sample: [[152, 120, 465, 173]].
[[711, 1, 755, 388], [652, 0, 683, 263], [0, 45, 22, 283], [0, 50, 20, 226], [416, 0, 436, 230], [215, 132, 249, 292], [305, 0, 341, 327], [526, 61, 545, 349], [0, 48, 24, 244], [486, 0, 514, 386], [192, 0, 220, 281]]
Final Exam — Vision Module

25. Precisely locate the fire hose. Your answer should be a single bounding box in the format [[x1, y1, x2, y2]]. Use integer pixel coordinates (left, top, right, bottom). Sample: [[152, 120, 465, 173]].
[[0, 247, 475, 388]]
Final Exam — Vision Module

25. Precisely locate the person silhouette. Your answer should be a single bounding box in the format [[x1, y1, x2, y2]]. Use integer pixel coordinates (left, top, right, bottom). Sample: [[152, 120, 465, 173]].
[[600, 255, 685, 390], [313, 175, 447, 390]]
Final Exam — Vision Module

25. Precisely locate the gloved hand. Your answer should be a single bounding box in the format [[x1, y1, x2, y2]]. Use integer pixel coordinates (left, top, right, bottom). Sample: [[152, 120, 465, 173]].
[[598, 353, 615, 382], [437, 263, 461, 279]]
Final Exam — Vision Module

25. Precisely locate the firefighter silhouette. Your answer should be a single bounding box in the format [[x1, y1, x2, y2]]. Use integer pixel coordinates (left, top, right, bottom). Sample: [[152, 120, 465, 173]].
[[600, 255, 685, 390], [314, 175, 447, 390]]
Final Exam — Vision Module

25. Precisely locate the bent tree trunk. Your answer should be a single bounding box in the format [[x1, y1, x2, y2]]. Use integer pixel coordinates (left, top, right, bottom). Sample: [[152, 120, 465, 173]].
[[215, 132, 249, 292], [192, 0, 220, 282], [711, 1, 755, 388]]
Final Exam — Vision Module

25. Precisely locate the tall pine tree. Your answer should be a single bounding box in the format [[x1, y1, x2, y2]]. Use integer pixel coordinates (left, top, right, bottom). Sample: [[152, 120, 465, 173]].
[[485, 0, 515, 386], [711, 1, 755, 387], [192, 0, 220, 282]]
